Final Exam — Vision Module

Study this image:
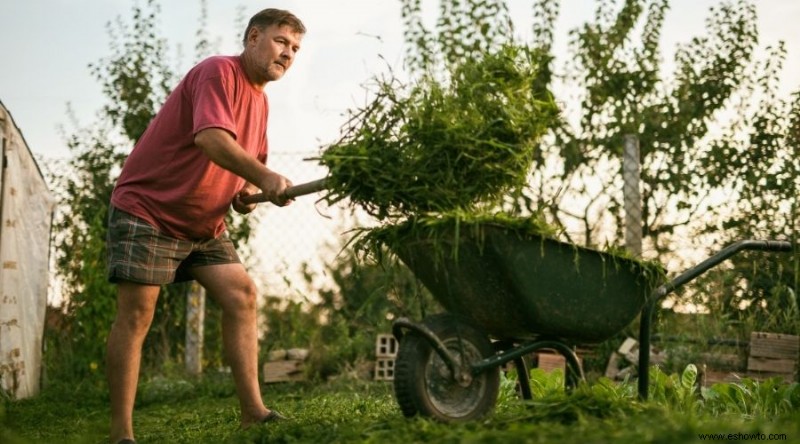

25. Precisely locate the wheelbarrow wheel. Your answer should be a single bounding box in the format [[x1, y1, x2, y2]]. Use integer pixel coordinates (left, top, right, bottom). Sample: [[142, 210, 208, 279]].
[[394, 314, 499, 422]]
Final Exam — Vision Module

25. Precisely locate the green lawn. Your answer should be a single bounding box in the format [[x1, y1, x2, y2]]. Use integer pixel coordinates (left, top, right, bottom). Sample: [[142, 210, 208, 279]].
[[3, 370, 799, 443]]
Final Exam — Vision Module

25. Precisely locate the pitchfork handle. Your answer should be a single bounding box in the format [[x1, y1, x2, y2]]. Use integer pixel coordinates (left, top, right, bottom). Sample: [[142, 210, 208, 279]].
[[239, 178, 328, 205]]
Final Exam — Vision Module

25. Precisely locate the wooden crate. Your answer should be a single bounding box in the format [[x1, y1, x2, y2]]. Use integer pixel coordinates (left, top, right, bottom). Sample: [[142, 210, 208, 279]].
[[746, 331, 798, 381], [749, 332, 799, 359], [262, 359, 306, 383]]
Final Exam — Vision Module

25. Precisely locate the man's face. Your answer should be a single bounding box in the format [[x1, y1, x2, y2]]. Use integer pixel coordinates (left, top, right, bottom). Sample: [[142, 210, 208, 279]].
[[246, 24, 303, 83]]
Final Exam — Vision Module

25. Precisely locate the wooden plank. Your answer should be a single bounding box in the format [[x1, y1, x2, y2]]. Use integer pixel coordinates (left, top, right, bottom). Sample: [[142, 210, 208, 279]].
[[701, 369, 743, 386], [616, 337, 666, 365], [604, 352, 622, 379], [745, 371, 795, 382], [262, 359, 305, 383], [747, 356, 797, 374], [617, 338, 639, 362], [749, 332, 799, 360], [699, 353, 744, 371]]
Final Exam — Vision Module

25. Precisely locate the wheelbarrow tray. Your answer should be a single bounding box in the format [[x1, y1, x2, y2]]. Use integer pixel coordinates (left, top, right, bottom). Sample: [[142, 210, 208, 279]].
[[392, 223, 659, 343]]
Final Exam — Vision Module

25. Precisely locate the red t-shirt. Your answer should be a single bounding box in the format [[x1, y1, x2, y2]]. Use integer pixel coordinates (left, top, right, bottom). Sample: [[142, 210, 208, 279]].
[[111, 55, 268, 240]]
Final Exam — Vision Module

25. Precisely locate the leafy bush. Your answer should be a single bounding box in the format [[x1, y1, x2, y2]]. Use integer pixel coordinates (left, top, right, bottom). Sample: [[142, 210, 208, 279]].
[[260, 249, 439, 381]]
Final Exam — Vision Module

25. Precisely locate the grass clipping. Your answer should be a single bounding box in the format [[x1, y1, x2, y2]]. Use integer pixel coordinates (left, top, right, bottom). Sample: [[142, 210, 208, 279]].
[[356, 209, 560, 261], [317, 45, 559, 219]]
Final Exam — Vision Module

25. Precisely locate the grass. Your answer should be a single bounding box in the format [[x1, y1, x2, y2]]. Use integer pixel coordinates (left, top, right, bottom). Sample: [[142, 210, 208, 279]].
[[3, 369, 800, 444], [317, 45, 558, 220]]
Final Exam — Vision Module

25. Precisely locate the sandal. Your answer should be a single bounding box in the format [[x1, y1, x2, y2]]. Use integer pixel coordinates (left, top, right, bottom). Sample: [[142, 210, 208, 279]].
[[261, 410, 289, 423]]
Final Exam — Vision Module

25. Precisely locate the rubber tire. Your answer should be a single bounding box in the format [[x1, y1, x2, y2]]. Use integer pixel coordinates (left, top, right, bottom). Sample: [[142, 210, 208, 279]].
[[393, 348, 419, 418], [393, 313, 500, 422]]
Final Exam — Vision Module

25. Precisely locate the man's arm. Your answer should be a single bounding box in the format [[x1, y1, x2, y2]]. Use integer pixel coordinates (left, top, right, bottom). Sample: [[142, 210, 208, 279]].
[[194, 127, 293, 207]]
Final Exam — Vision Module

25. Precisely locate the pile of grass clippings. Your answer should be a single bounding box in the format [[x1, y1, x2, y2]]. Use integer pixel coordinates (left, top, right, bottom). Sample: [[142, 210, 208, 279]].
[[354, 209, 560, 261], [317, 44, 559, 219], [354, 210, 665, 285]]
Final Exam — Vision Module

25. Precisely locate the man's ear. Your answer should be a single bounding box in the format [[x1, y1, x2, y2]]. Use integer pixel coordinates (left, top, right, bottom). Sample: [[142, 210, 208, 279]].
[[245, 27, 260, 46]]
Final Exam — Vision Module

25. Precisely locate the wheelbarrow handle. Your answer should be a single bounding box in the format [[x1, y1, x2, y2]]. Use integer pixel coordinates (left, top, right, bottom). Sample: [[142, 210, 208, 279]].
[[239, 178, 328, 205]]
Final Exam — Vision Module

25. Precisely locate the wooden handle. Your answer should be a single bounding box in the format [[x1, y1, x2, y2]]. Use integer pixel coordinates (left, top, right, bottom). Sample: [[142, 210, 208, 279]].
[[239, 178, 328, 205]]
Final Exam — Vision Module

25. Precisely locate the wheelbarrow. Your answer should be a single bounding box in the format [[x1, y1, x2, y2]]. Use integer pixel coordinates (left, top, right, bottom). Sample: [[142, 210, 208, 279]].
[[387, 222, 794, 422], [243, 179, 793, 421]]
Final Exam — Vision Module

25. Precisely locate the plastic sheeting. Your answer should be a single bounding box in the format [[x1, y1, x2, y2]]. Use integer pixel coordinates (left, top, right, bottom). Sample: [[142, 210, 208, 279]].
[[0, 100, 54, 399]]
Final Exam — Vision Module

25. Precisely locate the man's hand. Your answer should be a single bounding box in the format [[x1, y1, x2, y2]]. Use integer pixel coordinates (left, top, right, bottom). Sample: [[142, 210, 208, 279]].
[[257, 170, 294, 207], [232, 184, 260, 214], [195, 128, 295, 209]]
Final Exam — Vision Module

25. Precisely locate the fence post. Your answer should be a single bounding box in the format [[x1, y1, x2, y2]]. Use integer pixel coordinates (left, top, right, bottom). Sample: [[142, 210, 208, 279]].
[[185, 282, 205, 376], [623, 134, 642, 258]]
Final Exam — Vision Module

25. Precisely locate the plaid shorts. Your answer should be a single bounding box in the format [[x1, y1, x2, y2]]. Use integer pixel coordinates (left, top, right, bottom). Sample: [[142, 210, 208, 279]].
[[106, 206, 241, 285]]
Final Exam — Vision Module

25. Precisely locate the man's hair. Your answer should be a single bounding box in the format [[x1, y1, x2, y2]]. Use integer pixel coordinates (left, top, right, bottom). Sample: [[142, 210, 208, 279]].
[[242, 9, 306, 46]]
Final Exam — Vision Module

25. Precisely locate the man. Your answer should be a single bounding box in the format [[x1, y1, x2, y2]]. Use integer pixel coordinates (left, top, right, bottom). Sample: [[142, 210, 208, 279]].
[[105, 9, 306, 444]]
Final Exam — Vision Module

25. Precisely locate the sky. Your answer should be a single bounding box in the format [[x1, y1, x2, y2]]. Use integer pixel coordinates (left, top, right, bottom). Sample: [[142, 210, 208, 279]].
[[1, 0, 799, 299], [1, 0, 798, 162]]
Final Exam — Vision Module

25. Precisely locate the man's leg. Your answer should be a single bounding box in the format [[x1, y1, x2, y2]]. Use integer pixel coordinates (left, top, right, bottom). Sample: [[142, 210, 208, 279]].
[[190, 263, 271, 427], [107, 281, 160, 443]]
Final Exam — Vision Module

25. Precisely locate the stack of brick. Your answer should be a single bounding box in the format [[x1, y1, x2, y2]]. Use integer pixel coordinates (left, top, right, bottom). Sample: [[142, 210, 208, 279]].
[[374, 334, 398, 381]]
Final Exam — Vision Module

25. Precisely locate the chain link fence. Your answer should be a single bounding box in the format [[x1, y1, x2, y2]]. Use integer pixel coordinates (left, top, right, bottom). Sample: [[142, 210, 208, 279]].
[[249, 151, 371, 301]]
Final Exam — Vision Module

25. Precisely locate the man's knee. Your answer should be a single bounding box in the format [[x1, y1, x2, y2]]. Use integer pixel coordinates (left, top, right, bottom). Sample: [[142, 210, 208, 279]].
[[114, 282, 159, 334], [112, 307, 156, 336], [190, 263, 257, 313], [232, 280, 258, 311], [217, 279, 258, 315]]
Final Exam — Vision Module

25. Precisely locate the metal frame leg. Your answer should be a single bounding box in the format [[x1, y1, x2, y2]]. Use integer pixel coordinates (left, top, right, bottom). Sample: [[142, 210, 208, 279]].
[[637, 239, 792, 399]]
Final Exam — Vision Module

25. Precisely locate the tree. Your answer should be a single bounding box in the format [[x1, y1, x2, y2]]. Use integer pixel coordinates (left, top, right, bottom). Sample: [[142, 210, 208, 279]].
[[693, 85, 800, 333], [531, 0, 766, 255]]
